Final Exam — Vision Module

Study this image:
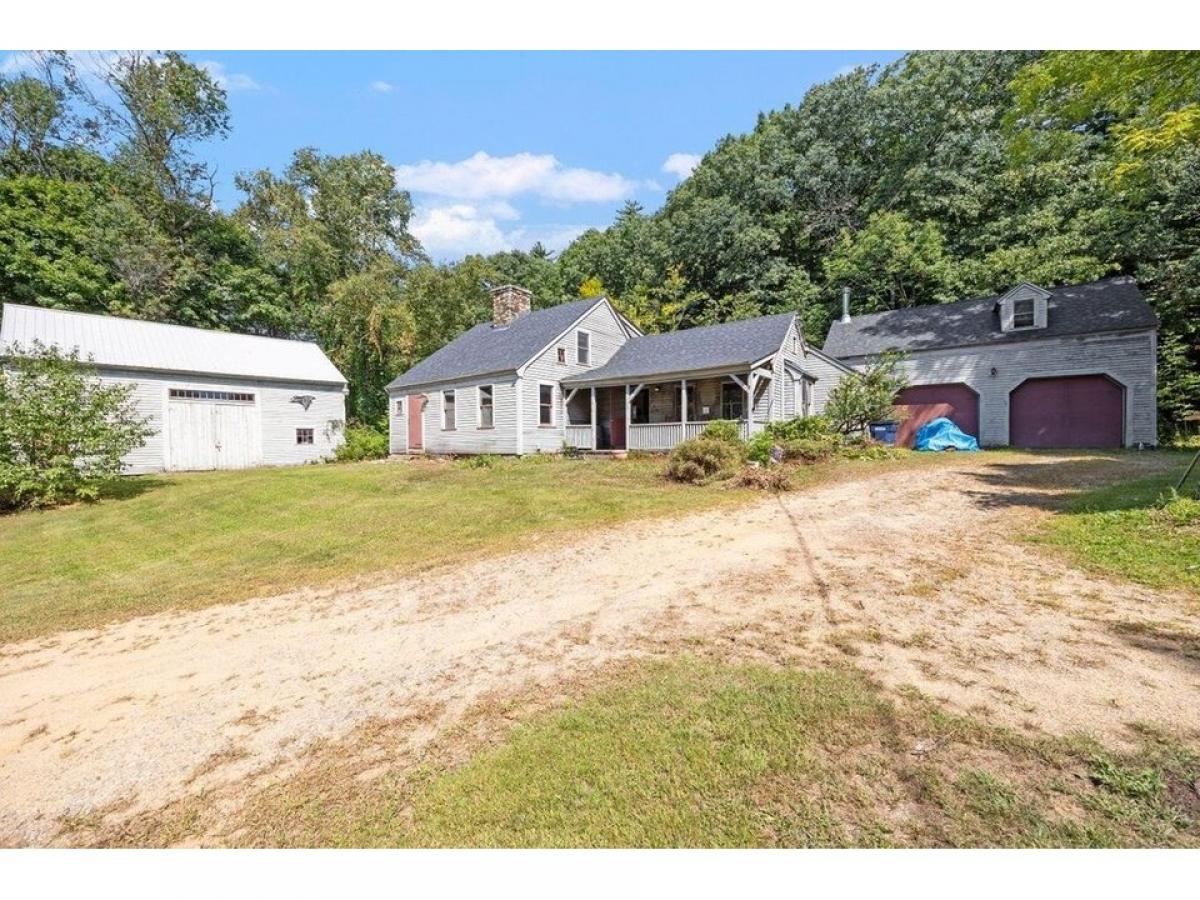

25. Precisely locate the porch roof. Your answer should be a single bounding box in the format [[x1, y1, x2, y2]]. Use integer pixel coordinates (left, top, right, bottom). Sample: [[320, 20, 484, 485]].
[[562, 312, 796, 388]]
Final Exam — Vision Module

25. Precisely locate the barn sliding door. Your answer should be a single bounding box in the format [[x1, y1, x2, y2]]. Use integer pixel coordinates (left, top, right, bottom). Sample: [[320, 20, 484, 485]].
[[167, 392, 263, 471]]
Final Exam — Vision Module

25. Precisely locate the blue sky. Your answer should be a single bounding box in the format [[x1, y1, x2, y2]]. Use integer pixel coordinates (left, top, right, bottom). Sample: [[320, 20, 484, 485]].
[[6, 50, 902, 260]]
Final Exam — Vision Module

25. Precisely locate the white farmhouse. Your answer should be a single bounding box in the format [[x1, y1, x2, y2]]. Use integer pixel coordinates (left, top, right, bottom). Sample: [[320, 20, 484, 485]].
[[0, 304, 348, 473]]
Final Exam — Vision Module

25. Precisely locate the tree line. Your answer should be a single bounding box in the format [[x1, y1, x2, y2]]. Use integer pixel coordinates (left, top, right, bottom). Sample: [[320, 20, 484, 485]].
[[2, 51, 1197, 434]]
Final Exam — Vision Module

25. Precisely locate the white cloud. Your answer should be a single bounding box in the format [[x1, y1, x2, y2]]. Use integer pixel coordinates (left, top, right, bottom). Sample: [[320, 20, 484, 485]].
[[411, 202, 586, 260], [661, 152, 701, 180], [369, 80, 395, 93], [199, 60, 261, 92], [395, 151, 636, 203]]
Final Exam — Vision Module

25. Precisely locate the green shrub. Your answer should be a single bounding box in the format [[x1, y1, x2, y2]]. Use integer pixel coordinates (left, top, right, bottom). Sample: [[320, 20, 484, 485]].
[[0, 341, 153, 511], [1156, 490, 1200, 526], [781, 435, 840, 463], [825, 352, 909, 434], [335, 425, 389, 462], [747, 416, 839, 464], [665, 437, 744, 484], [700, 419, 744, 445], [461, 453, 499, 469]]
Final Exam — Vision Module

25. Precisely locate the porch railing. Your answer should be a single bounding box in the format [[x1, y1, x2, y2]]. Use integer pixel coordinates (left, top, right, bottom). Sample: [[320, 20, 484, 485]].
[[564, 424, 594, 449]]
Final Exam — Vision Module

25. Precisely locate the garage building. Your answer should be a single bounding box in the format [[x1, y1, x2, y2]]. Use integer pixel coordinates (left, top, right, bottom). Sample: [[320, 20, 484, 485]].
[[0, 303, 347, 473], [822, 278, 1158, 448]]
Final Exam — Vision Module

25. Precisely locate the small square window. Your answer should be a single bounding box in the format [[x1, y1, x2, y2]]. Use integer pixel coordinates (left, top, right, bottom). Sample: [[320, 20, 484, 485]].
[[395, 398, 404, 416], [557, 347, 567, 364], [296, 428, 314, 445]]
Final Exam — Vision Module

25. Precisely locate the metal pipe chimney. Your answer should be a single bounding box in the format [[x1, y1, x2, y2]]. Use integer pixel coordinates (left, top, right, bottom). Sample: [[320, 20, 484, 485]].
[[840, 286, 852, 324]]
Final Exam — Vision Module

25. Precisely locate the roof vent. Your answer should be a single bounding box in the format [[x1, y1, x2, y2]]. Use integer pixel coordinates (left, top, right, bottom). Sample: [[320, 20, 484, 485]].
[[490, 284, 532, 327]]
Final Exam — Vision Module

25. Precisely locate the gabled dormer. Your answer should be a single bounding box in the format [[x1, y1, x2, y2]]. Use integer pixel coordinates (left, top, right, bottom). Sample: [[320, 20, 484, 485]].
[[997, 283, 1051, 333]]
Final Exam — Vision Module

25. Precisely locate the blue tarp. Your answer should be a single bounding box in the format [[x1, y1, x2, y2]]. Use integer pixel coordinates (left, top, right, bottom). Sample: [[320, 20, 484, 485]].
[[914, 417, 980, 452]]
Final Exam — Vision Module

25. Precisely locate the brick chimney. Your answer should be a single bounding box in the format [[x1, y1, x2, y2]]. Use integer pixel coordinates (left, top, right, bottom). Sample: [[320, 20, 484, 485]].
[[491, 284, 532, 327]]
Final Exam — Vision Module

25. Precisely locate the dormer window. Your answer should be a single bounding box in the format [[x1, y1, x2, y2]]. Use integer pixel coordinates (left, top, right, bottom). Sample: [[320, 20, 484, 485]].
[[998, 283, 1051, 333]]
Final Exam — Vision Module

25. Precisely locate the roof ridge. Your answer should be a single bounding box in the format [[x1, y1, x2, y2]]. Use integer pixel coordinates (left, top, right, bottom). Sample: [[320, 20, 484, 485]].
[[1, 302, 322, 349]]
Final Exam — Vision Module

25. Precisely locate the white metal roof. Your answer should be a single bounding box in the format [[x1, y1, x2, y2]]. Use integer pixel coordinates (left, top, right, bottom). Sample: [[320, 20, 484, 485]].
[[0, 304, 346, 386]]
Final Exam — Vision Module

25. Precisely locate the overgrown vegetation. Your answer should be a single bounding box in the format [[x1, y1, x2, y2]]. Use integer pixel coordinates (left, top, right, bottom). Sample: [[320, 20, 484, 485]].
[[3, 51, 1196, 436], [334, 425, 389, 462], [1036, 462, 1200, 595], [664, 436, 744, 484], [0, 342, 152, 510], [224, 658, 1200, 848], [824, 352, 909, 435], [0, 456, 748, 643]]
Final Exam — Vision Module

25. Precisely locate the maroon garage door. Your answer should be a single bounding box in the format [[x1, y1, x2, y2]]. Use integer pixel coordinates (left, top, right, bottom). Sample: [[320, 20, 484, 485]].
[[894, 384, 979, 448], [1009, 375, 1124, 448]]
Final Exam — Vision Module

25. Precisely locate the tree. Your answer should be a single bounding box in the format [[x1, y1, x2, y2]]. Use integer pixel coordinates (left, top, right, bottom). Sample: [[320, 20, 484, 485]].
[[0, 342, 154, 509], [824, 353, 909, 435]]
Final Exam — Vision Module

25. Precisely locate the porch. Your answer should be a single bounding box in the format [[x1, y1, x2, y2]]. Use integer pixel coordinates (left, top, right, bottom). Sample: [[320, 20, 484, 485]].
[[562, 371, 773, 452]]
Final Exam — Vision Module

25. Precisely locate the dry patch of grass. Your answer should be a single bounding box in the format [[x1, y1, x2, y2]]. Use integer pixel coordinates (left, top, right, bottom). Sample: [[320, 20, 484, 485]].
[[93, 658, 1200, 848]]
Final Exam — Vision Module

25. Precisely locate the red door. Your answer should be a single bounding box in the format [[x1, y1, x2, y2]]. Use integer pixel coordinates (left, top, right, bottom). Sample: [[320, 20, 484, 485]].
[[407, 394, 425, 451], [894, 384, 979, 448], [1009, 376, 1123, 448]]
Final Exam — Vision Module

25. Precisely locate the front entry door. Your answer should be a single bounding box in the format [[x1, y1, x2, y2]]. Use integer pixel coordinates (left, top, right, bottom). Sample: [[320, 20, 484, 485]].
[[594, 387, 626, 450], [408, 394, 425, 451]]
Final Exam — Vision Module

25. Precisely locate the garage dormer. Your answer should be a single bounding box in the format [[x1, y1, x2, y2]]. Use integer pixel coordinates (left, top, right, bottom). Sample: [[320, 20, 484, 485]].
[[997, 283, 1051, 332]]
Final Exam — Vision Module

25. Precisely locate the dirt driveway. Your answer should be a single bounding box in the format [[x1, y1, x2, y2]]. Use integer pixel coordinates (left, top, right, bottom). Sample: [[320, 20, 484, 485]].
[[2, 452, 1196, 846]]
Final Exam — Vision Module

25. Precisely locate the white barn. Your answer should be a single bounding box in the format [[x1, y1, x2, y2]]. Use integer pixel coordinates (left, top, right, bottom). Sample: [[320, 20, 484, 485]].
[[0, 303, 348, 473]]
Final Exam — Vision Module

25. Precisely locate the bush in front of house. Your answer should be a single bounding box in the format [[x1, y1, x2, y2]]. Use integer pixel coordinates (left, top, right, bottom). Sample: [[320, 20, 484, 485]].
[[699, 419, 744, 445], [335, 425, 389, 461], [825, 351, 909, 435], [0, 341, 153, 511], [729, 465, 794, 492], [746, 415, 841, 465], [665, 436, 744, 484]]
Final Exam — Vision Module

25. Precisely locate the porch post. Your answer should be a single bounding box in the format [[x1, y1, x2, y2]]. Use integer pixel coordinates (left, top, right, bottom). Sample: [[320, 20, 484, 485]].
[[625, 383, 631, 443], [680, 379, 688, 430], [746, 368, 756, 424], [590, 387, 597, 450]]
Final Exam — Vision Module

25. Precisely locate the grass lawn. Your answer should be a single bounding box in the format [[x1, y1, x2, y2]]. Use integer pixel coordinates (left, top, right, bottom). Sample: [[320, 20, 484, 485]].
[[0, 456, 755, 644], [1035, 458, 1200, 596], [227, 658, 1199, 848]]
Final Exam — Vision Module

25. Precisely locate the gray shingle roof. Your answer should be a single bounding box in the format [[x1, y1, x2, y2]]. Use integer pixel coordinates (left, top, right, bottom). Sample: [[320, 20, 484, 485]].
[[386, 297, 607, 391], [821, 277, 1156, 359], [563, 312, 796, 387]]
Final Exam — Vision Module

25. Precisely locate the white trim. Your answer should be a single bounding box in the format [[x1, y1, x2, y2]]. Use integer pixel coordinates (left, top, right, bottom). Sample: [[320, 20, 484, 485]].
[[476, 383, 495, 429], [515, 376, 525, 454], [537, 380, 556, 427], [516, 297, 628, 378]]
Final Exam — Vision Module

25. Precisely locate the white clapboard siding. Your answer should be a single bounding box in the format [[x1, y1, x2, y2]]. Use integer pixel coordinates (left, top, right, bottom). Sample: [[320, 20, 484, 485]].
[[803, 349, 854, 416], [390, 376, 520, 455], [838, 329, 1157, 446], [84, 367, 345, 474], [519, 301, 634, 453]]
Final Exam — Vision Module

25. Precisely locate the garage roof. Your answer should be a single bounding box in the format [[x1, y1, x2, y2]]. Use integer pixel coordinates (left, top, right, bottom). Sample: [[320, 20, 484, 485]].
[[0, 304, 346, 386], [822, 277, 1156, 358]]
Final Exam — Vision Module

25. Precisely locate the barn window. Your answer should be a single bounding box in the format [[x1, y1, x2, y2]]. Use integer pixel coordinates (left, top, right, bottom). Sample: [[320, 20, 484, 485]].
[[478, 385, 494, 428], [1013, 297, 1036, 328], [395, 398, 404, 416], [169, 389, 254, 403], [576, 330, 591, 365], [539, 383, 554, 426], [442, 390, 456, 430], [557, 347, 567, 364], [296, 428, 314, 445]]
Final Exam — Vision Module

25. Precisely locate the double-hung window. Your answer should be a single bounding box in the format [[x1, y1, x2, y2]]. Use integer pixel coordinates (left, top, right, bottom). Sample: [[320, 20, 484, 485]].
[[576, 330, 591, 365], [539, 384, 554, 426], [478, 385, 494, 428], [1013, 298, 1035, 328], [442, 390, 456, 430]]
